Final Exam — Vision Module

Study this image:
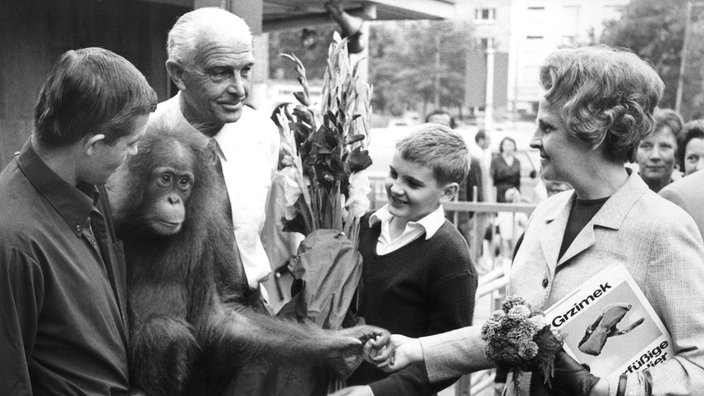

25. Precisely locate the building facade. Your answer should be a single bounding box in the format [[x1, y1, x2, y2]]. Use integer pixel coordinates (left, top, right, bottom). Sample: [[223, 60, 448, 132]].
[[455, 0, 628, 119], [507, 0, 629, 115]]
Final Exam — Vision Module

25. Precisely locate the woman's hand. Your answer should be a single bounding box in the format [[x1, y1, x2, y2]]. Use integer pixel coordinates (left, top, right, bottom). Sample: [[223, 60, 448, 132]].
[[541, 349, 603, 396], [370, 334, 424, 372]]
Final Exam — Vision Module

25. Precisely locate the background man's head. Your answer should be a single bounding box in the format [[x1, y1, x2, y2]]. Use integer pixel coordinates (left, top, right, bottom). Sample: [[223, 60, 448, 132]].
[[166, 8, 254, 131], [33, 48, 157, 185], [474, 129, 490, 150], [425, 110, 456, 129]]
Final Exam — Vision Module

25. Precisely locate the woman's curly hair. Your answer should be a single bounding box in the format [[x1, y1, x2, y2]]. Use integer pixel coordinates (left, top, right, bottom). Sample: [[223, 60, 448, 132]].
[[539, 46, 664, 163]]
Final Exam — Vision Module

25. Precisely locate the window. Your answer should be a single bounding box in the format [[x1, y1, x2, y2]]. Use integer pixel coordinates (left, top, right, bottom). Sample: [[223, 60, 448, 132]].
[[477, 37, 496, 50], [475, 8, 496, 21]]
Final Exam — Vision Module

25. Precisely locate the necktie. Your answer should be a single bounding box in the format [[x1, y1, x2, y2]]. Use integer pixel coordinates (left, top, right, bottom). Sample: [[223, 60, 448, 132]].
[[208, 138, 234, 225]]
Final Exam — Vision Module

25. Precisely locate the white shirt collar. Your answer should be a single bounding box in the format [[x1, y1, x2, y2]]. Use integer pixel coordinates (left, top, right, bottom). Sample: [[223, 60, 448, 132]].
[[369, 204, 446, 240]]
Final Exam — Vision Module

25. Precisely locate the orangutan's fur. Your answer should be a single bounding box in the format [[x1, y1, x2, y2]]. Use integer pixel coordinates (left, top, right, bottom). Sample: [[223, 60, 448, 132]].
[[107, 124, 371, 396]]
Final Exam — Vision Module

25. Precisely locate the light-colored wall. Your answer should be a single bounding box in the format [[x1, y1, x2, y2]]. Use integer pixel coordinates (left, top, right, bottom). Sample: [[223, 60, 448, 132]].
[[451, 0, 628, 116], [456, 0, 513, 52], [507, 0, 629, 112]]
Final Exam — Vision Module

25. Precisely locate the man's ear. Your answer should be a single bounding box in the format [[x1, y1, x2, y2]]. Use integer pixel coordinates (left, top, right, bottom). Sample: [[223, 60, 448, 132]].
[[439, 182, 460, 204], [166, 60, 187, 91], [84, 134, 107, 156]]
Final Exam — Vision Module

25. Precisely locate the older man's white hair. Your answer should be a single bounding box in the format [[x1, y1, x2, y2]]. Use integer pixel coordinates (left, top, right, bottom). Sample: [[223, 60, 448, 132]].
[[167, 7, 252, 67]]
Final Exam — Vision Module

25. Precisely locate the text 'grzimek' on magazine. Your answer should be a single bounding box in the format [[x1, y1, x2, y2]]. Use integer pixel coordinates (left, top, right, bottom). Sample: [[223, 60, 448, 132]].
[[544, 263, 674, 379]]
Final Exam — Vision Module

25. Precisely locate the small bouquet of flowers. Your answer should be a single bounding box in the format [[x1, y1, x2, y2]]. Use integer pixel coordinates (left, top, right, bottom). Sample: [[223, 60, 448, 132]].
[[481, 296, 564, 386]]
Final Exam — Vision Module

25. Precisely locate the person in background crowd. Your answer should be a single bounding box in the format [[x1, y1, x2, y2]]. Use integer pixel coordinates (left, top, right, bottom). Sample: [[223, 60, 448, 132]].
[[372, 45, 704, 396], [659, 167, 704, 239], [660, 121, 704, 238], [425, 109, 456, 130], [678, 120, 704, 176], [471, 129, 496, 274], [491, 136, 521, 202], [474, 129, 491, 151], [0, 47, 157, 395], [636, 108, 683, 192], [474, 130, 493, 203]]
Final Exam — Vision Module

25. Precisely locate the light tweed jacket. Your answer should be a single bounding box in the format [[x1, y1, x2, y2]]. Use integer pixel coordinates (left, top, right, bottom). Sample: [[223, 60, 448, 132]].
[[420, 171, 704, 396]]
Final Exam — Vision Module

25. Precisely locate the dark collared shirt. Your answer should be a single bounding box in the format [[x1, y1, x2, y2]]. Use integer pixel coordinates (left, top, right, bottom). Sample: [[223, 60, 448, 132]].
[[0, 140, 129, 395]]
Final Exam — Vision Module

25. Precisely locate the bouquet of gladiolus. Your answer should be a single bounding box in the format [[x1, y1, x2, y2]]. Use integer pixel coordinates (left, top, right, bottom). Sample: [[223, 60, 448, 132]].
[[481, 296, 564, 386], [276, 32, 373, 243], [274, 32, 374, 393]]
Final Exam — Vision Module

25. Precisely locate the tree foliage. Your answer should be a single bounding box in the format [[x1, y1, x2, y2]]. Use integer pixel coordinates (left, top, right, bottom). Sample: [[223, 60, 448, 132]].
[[601, 0, 704, 119], [367, 20, 473, 116], [269, 25, 340, 81]]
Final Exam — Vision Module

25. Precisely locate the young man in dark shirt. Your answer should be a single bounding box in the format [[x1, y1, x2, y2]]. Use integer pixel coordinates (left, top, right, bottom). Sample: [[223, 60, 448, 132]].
[[0, 47, 157, 395]]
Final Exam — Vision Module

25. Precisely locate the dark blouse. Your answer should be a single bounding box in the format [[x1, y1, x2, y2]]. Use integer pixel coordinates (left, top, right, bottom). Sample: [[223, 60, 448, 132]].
[[491, 154, 521, 202], [558, 196, 610, 260]]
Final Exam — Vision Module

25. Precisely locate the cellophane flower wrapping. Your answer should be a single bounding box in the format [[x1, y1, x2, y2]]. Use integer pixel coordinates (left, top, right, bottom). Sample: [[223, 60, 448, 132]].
[[481, 296, 564, 387]]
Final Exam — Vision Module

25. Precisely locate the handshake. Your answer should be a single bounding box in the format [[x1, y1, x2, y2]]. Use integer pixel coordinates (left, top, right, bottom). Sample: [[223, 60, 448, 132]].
[[360, 333, 610, 396], [360, 333, 422, 372]]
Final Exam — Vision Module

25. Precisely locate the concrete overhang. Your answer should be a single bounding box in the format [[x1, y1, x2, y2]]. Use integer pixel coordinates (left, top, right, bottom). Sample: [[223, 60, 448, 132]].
[[141, 0, 455, 32]]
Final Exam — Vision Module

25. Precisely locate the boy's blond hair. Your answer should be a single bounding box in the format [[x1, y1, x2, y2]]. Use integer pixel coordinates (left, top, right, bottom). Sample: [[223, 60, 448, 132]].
[[396, 123, 470, 185]]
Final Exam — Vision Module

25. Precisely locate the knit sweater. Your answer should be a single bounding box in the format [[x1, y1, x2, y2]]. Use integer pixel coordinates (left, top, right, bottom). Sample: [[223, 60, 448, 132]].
[[347, 213, 477, 396]]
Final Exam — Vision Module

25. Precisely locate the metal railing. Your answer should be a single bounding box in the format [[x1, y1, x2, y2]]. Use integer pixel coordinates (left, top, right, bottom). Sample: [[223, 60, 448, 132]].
[[445, 201, 534, 396]]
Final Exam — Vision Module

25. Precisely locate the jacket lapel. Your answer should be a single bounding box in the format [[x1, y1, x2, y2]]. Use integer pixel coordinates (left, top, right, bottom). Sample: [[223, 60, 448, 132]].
[[539, 192, 574, 274], [556, 221, 596, 266], [557, 171, 649, 266]]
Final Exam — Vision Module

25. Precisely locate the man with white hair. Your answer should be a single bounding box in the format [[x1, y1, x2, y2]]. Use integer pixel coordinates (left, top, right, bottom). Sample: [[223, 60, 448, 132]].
[[151, 7, 279, 309]]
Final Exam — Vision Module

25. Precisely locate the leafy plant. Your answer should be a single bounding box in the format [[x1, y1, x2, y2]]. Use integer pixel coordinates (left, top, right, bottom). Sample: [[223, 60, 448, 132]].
[[277, 32, 374, 239]]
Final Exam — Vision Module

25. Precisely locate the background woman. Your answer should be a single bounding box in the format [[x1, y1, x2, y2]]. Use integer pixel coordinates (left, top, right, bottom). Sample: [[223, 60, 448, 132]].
[[374, 45, 704, 396], [491, 137, 521, 202], [678, 120, 704, 176], [635, 108, 682, 192]]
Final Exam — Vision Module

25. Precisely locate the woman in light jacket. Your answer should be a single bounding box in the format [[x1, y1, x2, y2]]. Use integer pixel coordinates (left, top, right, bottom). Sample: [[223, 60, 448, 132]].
[[372, 45, 704, 396]]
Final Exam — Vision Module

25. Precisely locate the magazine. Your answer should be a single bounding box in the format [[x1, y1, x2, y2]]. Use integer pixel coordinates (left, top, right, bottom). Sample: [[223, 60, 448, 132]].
[[544, 264, 674, 379]]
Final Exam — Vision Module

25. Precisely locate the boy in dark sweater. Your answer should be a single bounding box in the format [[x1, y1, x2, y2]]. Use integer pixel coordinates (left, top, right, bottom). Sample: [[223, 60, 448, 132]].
[[342, 124, 478, 396]]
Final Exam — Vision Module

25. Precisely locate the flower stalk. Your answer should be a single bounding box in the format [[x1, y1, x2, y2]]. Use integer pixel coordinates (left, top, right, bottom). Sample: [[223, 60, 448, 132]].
[[277, 32, 373, 239]]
